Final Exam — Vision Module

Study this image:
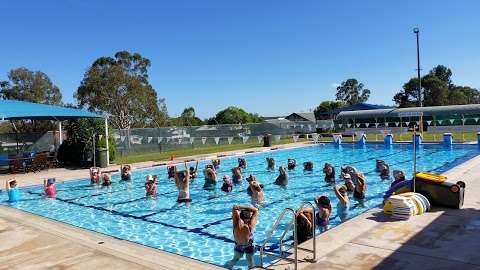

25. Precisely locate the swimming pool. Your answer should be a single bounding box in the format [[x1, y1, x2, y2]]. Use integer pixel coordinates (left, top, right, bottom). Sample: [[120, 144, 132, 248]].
[[2, 143, 479, 269]]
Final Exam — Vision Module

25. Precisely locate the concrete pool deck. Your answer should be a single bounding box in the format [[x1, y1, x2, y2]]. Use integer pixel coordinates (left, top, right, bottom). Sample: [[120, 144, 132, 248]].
[[1, 142, 480, 269]]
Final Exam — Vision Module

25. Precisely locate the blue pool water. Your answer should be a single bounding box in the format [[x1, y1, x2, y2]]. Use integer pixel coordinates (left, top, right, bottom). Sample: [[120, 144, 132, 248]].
[[1, 143, 479, 268]]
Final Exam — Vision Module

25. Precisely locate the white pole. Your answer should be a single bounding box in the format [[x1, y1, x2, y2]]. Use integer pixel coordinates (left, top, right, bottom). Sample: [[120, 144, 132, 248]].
[[58, 121, 63, 145], [105, 118, 110, 167], [413, 126, 417, 193]]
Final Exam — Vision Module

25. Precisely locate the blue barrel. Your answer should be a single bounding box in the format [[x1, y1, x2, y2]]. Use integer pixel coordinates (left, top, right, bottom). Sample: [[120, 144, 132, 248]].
[[413, 134, 422, 145], [443, 133, 453, 146], [384, 134, 393, 146]]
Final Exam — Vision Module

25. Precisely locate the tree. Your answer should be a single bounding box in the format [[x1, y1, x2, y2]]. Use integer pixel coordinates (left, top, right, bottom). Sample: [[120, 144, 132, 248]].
[[75, 51, 168, 129], [0, 68, 63, 132], [0, 67, 62, 104], [171, 107, 204, 126], [314, 100, 346, 119], [393, 65, 480, 107], [335, 79, 370, 105], [208, 106, 263, 125]]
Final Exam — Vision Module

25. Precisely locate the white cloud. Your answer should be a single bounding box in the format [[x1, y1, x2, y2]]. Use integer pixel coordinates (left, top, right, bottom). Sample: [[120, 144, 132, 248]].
[[330, 83, 340, 88]]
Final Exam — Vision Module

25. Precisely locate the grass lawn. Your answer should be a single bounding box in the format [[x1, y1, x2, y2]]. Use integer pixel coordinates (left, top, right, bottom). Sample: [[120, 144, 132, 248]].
[[115, 131, 478, 164], [114, 138, 308, 164]]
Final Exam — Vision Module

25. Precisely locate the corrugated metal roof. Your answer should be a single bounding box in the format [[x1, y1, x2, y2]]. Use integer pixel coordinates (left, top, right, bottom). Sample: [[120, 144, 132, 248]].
[[337, 104, 480, 120], [0, 99, 103, 120]]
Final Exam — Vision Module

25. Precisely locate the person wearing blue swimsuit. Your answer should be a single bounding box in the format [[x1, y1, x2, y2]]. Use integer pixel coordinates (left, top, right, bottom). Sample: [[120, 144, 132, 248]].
[[314, 195, 332, 232], [5, 179, 20, 202], [226, 205, 258, 269]]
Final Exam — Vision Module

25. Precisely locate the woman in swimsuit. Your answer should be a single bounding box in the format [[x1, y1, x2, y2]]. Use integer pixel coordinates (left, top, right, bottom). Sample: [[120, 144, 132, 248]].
[[145, 175, 157, 197], [303, 161, 314, 171], [221, 175, 233, 193], [295, 208, 314, 244], [266, 157, 275, 171], [274, 166, 288, 186], [353, 173, 367, 200], [174, 167, 192, 203], [334, 184, 350, 222], [287, 158, 296, 170], [203, 166, 217, 191], [89, 167, 100, 185], [238, 158, 247, 169], [102, 173, 112, 187], [226, 205, 258, 269], [314, 195, 331, 232], [323, 163, 336, 183], [120, 164, 132, 181], [232, 167, 243, 184]]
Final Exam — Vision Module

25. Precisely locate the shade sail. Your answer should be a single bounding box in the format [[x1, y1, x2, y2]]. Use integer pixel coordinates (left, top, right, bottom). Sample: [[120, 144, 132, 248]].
[[0, 100, 103, 120]]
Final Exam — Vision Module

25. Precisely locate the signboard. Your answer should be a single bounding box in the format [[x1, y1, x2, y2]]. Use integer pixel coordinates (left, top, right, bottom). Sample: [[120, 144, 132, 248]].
[[398, 111, 423, 117]]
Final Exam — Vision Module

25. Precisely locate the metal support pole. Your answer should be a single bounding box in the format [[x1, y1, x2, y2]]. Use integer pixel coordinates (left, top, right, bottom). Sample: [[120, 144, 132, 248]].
[[414, 27, 423, 136], [413, 126, 417, 193], [93, 134, 96, 167], [105, 118, 110, 167], [58, 121, 63, 145]]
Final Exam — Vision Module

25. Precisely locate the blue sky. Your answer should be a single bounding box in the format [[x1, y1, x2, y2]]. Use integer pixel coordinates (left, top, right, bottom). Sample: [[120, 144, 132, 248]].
[[1, 1, 479, 118]]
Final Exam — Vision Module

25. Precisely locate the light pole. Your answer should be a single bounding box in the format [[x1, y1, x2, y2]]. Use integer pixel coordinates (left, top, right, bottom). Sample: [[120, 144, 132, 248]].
[[413, 27, 423, 133]]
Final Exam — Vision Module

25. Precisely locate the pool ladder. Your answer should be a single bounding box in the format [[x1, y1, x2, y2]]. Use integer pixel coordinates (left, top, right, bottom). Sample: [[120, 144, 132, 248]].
[[259, 201, 317, 270]]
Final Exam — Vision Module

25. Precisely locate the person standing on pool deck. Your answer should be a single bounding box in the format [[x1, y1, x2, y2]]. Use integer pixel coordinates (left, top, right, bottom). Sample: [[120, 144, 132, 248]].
[[274, 166, 288, 186], [203, 165, 217, 191], [5, 179, 20, 202], [334, 185, 350, 222], [44, 178, 57, 198], [89, 167, 100, 185], [266, 157, 275, 171], [226, 205, 258, 269], [174, 167, 192, 203], [120, 164, 132, 181]]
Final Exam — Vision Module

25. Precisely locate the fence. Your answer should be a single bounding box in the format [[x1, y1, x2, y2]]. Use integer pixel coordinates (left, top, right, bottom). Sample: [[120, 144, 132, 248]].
[[112, 121, 329, 155], [0, 131, 62, 155]]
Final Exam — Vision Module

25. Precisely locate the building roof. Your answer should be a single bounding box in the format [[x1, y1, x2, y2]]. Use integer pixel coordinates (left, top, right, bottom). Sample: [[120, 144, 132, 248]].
[[286, 112, 316, 122], [0, 99, 103, 120], [321, 103, 394, 116], [337, 104, 480, 120]]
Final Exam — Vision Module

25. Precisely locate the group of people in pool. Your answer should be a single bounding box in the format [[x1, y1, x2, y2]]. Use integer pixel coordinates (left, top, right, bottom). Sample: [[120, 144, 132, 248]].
[[4, 156, 405, 270]]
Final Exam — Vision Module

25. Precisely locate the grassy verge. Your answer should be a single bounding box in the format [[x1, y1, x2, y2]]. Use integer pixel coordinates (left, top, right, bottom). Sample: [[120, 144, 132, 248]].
[[114, 138, 308, 164]]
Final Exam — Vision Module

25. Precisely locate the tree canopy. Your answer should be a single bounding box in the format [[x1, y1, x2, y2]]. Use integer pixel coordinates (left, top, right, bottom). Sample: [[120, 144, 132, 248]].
[[207, 106, 262, 125], [75, 51, 168, 129], [313, 100, 346, 119], [393, 65, 480, 107], [170, 107, 204, 126], [335, 79, 370, 105], [0, 67, 62, 104]]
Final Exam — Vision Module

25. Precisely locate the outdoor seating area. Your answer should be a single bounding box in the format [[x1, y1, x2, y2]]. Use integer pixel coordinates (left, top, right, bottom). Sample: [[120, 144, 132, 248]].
[[0, 151, 58, 174]]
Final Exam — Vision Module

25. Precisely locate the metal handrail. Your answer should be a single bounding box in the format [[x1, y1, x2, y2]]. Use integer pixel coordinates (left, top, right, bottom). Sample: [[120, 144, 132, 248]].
[[259, 201, 318, 270]]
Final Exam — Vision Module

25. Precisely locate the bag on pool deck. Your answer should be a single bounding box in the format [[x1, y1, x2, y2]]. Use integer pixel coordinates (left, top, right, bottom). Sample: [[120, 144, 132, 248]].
[[414, 180, 465, 209]]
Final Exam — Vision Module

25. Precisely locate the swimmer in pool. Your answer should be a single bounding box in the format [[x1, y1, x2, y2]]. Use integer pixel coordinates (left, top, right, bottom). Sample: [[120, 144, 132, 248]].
[[341, 165, 360, 184], [167, 165, 176, 179], [120, 164, 132, 181], [174, 167, 191, 203], [246, 175, 264, 196], [266, 157, 275, 171], [323, 163, 336, 183], [185, 160, 199, 180], [353, 173, 367, 200], [44, 178, 57, 198], [303, 161, 314, 171], [203, 165, 217, 191], [314, 195, 332, 232], [212, 159, 221, 170], [226, 205, 258, 269], [274, 166, 288, 186], [145, 175, 157, 197], [232, 167, 243, 184], [248, 180, 264, 204], [295, 208, 314, 244], [334, 184, 350, 222], [342, 172, 355, 192], [102, 173, 112, 186], [287, 158, 296, 170], [89, 167, 100, 185], [391, 170, 406, 187], [238, 158, 247, 169], [5, 179, 20, 202], [221, 175, 233, 193]]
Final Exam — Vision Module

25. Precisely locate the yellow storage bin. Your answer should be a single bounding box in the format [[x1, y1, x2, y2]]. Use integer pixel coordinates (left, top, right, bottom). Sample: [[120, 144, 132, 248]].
[[415, 172, 447, 184]]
